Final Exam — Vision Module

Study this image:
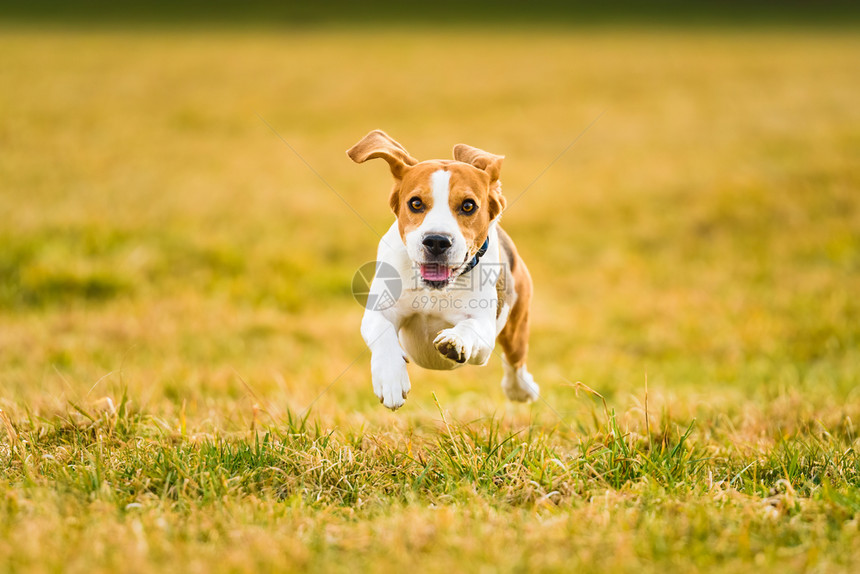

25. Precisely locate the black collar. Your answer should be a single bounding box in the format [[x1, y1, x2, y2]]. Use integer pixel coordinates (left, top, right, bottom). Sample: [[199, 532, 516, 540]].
[[460, 237, 489, 276]]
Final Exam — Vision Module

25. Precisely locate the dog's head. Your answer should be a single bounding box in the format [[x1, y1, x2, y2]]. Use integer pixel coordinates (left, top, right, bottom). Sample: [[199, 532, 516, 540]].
[[347, 130, 506, 288]]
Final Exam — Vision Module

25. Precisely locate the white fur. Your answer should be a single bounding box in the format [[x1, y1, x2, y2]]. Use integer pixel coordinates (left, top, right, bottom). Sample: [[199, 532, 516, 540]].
[[362, 222, 504, 409], [501, 355, 540, 403]]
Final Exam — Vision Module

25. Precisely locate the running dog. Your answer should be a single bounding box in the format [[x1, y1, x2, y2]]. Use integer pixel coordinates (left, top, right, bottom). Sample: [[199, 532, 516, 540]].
[[348, 130, 538, 410]]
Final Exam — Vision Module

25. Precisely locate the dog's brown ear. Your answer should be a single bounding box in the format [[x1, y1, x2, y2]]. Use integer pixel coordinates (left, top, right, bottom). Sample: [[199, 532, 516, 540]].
[[453, 143, 503, 183], [347, 130, 418, 179], [454, 143, 506, 220]]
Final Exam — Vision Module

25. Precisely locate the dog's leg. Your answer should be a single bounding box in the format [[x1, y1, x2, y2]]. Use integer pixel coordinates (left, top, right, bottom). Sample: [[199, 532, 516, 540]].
[[496, 264, 539, 402], [500, 354, 539, 402], [361, 309, 410, 410], [434, 318, 495, 366]]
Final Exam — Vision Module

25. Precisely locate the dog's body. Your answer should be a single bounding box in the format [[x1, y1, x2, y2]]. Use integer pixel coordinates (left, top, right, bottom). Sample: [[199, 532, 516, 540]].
[[348, 130, 538, 410]]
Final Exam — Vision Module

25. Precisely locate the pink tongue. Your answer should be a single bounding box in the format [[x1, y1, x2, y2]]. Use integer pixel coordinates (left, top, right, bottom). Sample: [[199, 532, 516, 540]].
[[420, 264, 452, 282]]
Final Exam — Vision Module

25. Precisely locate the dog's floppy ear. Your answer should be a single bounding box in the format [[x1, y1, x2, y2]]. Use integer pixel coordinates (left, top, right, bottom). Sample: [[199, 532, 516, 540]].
[[347, 130, 418, 179], [453, 143, 507, 220], [453, 144, 503, 182]]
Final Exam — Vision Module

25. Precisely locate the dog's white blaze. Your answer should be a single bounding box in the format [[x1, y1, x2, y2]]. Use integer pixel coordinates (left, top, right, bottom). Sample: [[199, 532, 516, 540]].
[[423, 169, 456, 234]]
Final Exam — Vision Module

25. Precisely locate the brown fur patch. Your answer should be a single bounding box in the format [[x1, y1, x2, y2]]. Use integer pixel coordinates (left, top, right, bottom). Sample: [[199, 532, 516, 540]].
[[495, 226, 532, 368]]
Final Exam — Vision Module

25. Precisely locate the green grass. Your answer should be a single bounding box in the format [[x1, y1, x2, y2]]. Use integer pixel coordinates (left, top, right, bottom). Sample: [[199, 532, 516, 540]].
[[1, 25, 859, 573], [3, 399, 859, 571]]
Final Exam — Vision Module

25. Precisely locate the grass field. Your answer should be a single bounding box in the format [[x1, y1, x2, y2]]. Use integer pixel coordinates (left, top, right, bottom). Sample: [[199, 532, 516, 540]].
[[1, 24, 860, 573]]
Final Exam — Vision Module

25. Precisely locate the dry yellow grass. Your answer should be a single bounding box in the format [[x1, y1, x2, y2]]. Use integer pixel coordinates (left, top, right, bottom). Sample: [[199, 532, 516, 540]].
[[1, 26, 859, 573]]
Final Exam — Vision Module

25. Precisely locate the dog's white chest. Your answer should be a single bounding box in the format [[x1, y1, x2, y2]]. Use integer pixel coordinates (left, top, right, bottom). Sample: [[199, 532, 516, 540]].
[[389, 287, 475, 370], [397, 313, 459, 370]]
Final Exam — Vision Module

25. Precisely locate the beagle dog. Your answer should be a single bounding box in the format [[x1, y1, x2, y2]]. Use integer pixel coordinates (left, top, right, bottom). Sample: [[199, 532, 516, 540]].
[[347, 130, 539, 410]]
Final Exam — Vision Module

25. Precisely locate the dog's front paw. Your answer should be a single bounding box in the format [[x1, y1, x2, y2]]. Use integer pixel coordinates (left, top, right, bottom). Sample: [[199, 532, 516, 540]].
[[433, 329, 472, 364], [370, 355, 411, 410]]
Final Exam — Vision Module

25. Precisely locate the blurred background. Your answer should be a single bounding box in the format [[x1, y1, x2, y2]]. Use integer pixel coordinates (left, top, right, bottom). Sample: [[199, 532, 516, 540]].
[[1, 1, 859, 428]]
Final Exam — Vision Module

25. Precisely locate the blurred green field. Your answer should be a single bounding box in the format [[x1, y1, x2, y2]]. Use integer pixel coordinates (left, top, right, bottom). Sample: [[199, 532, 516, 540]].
[[1, 25, 860, 573]]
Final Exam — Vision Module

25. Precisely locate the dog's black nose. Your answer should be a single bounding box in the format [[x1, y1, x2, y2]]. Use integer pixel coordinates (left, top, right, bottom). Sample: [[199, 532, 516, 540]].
[[422, 234, 452, 256]]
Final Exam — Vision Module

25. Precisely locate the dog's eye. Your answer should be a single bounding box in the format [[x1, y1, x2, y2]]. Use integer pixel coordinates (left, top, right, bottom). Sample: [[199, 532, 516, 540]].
[[460, 199, 476, 214], [408, 197, 424, 212]]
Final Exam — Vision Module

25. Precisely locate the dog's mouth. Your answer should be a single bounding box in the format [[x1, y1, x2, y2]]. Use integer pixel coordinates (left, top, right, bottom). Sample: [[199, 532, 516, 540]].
[[419, 249, 475, 289], [419, 263, 453, 289]]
